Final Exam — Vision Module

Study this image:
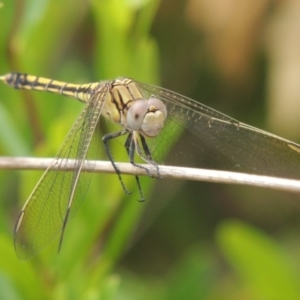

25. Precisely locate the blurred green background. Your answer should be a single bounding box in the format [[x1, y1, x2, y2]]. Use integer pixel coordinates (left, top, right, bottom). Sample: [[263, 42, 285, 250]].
[[1, 0, 300, 299]]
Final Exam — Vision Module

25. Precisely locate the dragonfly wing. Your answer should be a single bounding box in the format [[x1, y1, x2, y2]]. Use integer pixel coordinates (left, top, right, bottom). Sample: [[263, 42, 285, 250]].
[[138, 82, 300, 179], [14, 85, 108, 260]]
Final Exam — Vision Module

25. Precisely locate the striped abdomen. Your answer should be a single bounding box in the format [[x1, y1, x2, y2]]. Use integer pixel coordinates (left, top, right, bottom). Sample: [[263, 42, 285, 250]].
[[0, 72, 99, 103]]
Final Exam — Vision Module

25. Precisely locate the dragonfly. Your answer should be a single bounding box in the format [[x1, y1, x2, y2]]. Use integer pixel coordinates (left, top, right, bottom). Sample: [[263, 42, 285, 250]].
[[2, 72, 300, 260]]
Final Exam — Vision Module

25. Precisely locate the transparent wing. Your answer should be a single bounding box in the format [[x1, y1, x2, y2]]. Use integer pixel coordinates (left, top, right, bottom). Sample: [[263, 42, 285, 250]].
[[14, 86, 108, 260], [137, 82, 300, 179]]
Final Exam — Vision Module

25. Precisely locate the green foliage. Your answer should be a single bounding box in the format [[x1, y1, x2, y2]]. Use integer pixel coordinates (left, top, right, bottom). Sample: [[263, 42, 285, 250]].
[[0, 1, 300, 300], [0, 0, 161, 299], [216, 220, 300, 300]]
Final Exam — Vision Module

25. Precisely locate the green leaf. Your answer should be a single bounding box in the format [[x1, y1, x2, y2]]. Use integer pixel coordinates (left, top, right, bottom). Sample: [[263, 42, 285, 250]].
[[0, 102, 30, 155], [216, 220, 300, 300]]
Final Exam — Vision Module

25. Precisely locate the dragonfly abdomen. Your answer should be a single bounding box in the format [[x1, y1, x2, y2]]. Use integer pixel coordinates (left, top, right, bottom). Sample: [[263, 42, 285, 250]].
[[0, 72, 98, 103]]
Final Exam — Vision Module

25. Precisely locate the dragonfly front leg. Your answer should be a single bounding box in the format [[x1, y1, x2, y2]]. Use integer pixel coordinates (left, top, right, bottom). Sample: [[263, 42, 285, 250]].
[[139, 134, 160, 179], [125, 133, 160, 179]]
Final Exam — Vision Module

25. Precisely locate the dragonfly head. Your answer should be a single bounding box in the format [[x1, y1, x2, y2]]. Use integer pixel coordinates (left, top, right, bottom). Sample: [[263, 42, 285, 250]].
[[127, 97, 167, 137]]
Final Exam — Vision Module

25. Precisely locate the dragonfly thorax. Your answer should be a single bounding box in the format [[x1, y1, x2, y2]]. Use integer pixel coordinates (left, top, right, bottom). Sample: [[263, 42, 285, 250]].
[[126, 97, 167, 137]]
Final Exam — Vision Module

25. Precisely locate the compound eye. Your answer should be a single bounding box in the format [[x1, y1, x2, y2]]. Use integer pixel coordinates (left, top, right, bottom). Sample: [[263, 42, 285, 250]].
[[148, 97, 167, 118], [141, 97, 167, 137], [127, 100, 149, 131]]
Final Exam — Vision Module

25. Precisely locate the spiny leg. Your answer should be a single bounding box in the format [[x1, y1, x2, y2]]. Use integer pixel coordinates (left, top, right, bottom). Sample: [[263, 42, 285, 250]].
[[102, 130, 131, 195]]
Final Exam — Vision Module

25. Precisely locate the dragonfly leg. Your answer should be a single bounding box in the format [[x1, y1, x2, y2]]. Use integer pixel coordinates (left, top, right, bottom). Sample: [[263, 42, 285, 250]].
[[124, 133, 145, 201], [125, 133, 160, 178], [125, 134, 151, 176], [140, 134, 160, 179], [126, 133, 160, 179], [102, 130, 131, 195]]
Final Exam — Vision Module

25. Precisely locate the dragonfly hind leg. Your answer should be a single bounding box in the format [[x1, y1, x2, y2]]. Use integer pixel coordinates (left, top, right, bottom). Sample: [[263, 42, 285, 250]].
[[102, 130, 132, 196]]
